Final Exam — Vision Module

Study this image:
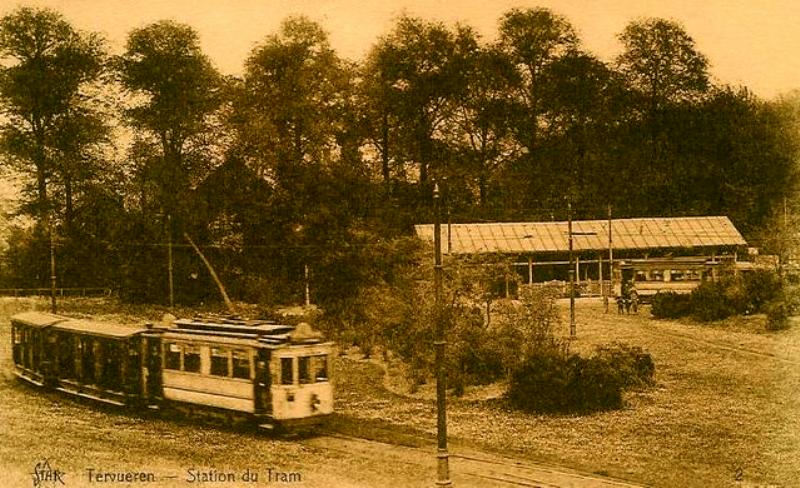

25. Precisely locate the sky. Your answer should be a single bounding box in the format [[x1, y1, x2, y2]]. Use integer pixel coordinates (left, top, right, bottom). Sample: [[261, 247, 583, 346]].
[[1, 0, 799, 100]]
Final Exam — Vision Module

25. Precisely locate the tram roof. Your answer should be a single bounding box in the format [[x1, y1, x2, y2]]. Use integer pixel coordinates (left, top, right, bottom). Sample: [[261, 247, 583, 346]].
[[50, 318, 147, 338], [414, 216, 747, 255], [11, 311, 68, 328]]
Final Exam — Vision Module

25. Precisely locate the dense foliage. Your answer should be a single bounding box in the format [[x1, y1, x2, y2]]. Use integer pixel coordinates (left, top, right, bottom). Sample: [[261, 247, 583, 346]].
[[650, 270, 791, 327], [507, 342, 655, 413], [0, 7, 797, 322]]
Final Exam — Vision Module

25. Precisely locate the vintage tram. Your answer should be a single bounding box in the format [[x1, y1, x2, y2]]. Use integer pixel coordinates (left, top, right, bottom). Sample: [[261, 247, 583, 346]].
[[612, 257, 723, 304], [11, 312, 334, 430]]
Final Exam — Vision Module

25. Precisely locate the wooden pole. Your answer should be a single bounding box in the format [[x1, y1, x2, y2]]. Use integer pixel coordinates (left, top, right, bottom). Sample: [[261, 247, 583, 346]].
[[598, 252, 603, 299], [167, 214, 174, 310], [304, 264, 311, 306], [607, 205, 613, 313], [433, 183, 451, 487], [568, 202, 575, 338], [48, 213, 57, 314]]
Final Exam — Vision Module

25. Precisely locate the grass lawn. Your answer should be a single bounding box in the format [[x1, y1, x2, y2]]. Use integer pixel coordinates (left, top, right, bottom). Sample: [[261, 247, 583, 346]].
[[2, 296, 798, 487], [335, 298, 800, 488]]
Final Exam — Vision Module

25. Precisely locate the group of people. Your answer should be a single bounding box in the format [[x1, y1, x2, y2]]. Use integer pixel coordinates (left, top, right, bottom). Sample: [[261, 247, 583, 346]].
[[616, 280, 639, 314]]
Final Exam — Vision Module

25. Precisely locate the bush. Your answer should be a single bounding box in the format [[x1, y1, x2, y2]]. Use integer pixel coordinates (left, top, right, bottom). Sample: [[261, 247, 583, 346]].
[[743, 270, 783, 313], [507, 342, 654, 414], [506, 344, 577, 413], [651, 292, 692, 319], [593, 343, 655, 387], [690, 281, 738, 322], [765, 299, 790, 330]]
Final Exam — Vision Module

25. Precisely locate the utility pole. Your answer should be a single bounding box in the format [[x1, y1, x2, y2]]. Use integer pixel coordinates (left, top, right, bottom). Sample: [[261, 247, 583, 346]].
[[48, 212, 57, 314], [568, 201, 575, 338], [304, 264, 311, 306], [606, 205, 613, 313], [167, 214, 174, 309], [433, 183, 452, 487]]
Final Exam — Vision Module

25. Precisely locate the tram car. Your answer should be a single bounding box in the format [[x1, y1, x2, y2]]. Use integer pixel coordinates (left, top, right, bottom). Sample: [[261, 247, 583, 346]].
[[612, 257, 722, 304], [10, 312, 334, 430]]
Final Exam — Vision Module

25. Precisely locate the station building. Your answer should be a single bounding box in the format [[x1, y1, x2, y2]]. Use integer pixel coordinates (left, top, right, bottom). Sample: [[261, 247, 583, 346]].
[[415, 216, 748, 296]]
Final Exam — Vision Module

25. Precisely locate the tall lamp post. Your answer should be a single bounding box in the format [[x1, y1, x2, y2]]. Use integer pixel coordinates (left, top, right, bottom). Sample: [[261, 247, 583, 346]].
[[433, 183, 452, 486]]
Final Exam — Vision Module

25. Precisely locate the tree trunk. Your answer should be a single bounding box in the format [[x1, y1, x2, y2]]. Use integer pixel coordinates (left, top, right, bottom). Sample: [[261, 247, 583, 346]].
[[64, 170, 73, 233], [381, 112, 391, 190]]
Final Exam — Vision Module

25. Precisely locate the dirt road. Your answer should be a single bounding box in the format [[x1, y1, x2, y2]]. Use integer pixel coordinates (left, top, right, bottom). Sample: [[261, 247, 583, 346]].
[[306, 434, 644, 488]]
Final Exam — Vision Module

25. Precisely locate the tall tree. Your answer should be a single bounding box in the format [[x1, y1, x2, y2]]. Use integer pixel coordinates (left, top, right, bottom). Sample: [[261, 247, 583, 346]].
[[614, 18, 711, 210], [234, 16, 374, 306], [498, 7, 578, 152], [365, 16, 477, 193], [446, 45, 517, 209], [237, 17, 352, 176], [616, 18, 709, 113], [117, 20, 222, 221], [0, 7, 104, 221]]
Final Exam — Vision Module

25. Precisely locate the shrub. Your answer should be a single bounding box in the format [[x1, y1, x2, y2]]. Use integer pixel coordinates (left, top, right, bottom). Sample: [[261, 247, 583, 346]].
[[651, 292, 692, 319], [507, 341, 653, 414], [570, 355, 624, 412], [765, 299, 790, 330], [743, 270, 783, 313], [593, 342, 655, 387], [690, 281, 737, 322], [506, 344, 575, 413]]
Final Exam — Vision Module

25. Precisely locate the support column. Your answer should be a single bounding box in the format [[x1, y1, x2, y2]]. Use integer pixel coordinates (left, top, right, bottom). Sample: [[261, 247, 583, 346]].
[[528, 256, 533, 285]]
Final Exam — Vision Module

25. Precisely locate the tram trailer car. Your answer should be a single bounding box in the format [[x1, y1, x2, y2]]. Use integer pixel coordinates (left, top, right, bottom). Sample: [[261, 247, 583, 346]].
[[10, 312, 334, 430]]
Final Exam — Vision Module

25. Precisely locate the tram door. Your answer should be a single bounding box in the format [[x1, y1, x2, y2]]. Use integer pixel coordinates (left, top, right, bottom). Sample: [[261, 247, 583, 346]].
[[144, 336, 162, 401], [254, 349, 272, 415], [126, 337, 142, 397]]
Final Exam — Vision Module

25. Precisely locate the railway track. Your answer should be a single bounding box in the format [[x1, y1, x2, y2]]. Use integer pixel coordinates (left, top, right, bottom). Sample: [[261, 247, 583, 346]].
[[307, 433, 645, 488], [594, 308, 800, 366]]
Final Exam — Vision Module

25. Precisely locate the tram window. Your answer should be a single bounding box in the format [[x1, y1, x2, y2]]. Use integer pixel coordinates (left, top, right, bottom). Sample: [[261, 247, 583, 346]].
[[651, 270, 664, 281], [313, 355, 328, 382], [211, 347, 229, 376], [232, 350, 250, 379], [12, 326, 21, 344], [281, 357, 293, 385], [184, 345, 201, 373], [299, 356, 311, 384], [165, 343, 181, 370], [671, 270, 685, 281]]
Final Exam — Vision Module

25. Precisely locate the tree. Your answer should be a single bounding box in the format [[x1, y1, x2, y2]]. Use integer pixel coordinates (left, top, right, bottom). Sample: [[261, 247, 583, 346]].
[[535, 52, 628, 210], [446, 45, 518, 209], [497, 7, 578, 152], [0, 7, 107, 295], [115, 20, 222, 304], [234, 17, 376, 307], [0, 7, 105, 222], [613, 18, 711, 212], [117, 20, 222, 221], [365, 16, 477, 194], [616, 18, 709, 112], [237, 17, 352, 175]]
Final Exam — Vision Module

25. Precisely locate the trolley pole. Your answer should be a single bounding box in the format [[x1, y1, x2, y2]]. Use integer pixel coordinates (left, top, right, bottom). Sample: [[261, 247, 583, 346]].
[[433, 183, 452, 487], [568, 202, 575, 338]]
